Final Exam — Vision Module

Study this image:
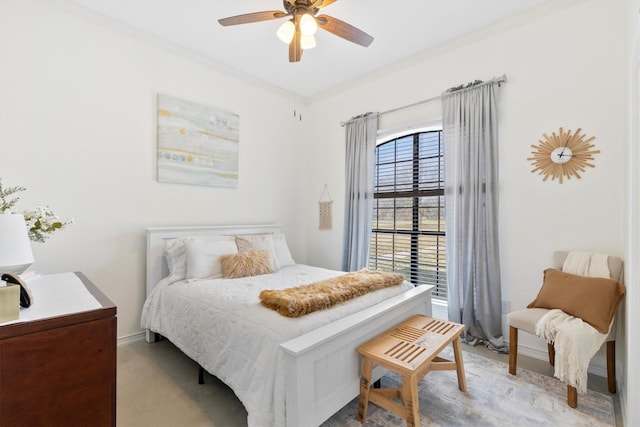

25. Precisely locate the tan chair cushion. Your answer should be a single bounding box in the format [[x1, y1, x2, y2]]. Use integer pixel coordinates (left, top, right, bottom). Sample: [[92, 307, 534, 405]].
[[527, 268, 626, 334], [507, 308, 550, 333]]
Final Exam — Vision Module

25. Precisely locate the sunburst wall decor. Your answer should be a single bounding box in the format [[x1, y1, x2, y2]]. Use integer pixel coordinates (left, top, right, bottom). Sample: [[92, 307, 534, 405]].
[[527, 127, 599, 184]]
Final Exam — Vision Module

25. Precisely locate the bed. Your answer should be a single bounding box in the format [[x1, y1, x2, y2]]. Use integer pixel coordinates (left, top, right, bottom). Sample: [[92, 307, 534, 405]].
[[141, 224, 433, 427]]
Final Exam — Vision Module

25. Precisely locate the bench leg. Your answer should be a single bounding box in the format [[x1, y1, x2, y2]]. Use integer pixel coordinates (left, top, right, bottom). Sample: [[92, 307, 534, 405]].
[[402, 374, 420, 427], [548, 343, 556, 366], [452, 337, 467, 392], [356, 358, 373, 423], [509, 326, 518, 375]]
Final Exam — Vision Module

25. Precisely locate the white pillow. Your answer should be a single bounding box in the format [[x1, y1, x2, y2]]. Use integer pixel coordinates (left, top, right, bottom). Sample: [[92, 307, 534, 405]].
[[273, 233, 295, 268], [165, 238, 187, 280], [235, 234, 279, 270], [185, 236, 238, 279]]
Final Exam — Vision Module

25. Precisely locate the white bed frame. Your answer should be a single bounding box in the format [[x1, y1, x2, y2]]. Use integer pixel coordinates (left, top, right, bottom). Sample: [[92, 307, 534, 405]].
[[145, 224, 433, 427]]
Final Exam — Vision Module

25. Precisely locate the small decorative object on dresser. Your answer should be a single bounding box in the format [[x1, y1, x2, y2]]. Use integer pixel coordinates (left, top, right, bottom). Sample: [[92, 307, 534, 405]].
[[0, 283, 19, 322], [0, 272, 116, 427]]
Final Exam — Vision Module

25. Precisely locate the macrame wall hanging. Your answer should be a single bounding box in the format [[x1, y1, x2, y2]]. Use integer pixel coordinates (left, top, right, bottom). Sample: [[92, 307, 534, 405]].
[[318, 185, 333, 230]]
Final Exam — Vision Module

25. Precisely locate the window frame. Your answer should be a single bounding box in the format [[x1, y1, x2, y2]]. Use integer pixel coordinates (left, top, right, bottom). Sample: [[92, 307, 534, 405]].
[[369, 128, 447, 300]]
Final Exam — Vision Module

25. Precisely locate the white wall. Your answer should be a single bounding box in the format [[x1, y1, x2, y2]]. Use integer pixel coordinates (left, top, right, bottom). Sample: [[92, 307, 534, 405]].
[[624, 0, 640, 425], [304, 0, 626, 379], [0, 0, 308, 339], [1, 0, 636, 423]]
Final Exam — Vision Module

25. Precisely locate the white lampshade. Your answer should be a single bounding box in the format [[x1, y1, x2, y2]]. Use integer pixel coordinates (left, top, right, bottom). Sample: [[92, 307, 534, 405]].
[[0, 214, 34, 274], [277, 20, 295, 44], [299, 13, 317, 36], [300, 34, 316, 50]]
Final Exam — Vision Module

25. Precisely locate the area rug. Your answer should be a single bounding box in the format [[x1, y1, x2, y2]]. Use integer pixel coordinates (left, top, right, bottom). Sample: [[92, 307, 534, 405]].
[[322, 348, 614, 427]]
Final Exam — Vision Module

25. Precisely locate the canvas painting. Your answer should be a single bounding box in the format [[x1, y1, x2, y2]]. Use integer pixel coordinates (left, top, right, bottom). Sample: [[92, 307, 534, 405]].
[[157, 94, 239, 188]]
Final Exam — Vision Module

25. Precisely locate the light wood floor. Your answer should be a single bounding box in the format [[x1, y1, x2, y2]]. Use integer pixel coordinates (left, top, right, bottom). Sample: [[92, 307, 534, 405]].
[[116, 339, 621, 427]]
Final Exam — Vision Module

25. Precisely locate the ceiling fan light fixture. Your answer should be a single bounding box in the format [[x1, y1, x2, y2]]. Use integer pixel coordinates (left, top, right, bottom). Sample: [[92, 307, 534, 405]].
[[276, 20, 295, 44], [218, 2, 375, 62], [300, 33, 316, 50], [299, 13, 318, 36]]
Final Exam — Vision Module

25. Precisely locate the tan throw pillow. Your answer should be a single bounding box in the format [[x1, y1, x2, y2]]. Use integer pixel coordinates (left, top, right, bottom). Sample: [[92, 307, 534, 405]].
[[220, 250, 275, 279], [235, 234, 280, 270], [527, 268, 626, 333]]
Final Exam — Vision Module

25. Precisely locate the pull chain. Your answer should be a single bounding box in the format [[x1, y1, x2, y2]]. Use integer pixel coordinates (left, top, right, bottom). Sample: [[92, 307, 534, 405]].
[[292, 65, 302, 121]]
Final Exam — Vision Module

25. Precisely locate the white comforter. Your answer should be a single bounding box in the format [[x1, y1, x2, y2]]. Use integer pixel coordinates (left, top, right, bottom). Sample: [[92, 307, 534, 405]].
[[140, 264, 413, 427]]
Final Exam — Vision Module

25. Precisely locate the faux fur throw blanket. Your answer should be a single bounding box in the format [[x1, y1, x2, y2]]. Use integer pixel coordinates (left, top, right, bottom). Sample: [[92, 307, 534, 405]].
[[259, 269, 405, 318]]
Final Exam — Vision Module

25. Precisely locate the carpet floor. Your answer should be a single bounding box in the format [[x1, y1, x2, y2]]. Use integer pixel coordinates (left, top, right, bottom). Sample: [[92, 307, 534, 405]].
[[117, 339, 619, 427], [322, 348, 614, 427]]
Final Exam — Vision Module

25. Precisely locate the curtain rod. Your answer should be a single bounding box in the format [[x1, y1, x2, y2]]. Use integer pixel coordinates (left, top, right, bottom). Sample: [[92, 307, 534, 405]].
[[340, 74, 507, 127]]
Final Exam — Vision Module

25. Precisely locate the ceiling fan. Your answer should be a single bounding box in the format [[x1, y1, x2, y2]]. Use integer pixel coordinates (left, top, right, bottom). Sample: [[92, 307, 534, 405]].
[[218, 0, 374, 63]]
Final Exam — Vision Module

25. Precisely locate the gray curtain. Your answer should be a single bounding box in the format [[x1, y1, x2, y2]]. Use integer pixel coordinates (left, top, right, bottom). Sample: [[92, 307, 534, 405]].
[[342, 113, 379, 271], [442, 81, 506, 352]]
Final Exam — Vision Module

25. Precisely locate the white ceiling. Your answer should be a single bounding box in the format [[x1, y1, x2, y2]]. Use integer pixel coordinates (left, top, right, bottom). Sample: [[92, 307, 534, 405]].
[[68, 0, 561, 98]]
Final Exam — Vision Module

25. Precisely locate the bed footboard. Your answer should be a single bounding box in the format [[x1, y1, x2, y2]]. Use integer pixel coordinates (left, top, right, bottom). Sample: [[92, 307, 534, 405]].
[[280, 285, 433, 427]]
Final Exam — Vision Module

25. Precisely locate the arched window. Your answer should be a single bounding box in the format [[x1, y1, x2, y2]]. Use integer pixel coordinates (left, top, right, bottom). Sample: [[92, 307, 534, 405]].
[[369, 130, 447, 299]]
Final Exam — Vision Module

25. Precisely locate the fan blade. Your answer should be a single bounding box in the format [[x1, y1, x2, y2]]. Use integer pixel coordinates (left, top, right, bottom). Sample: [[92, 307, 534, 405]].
[[313, 0, 337, 8], [316, 14, 373, 47], [218, 11, 287, 26], [289, 26, 302, 62]]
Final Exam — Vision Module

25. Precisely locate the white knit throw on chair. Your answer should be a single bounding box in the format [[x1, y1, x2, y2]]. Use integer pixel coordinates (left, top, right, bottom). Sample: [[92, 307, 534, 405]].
[[536, 309, 607, 393], [535, 251, 611, 394]]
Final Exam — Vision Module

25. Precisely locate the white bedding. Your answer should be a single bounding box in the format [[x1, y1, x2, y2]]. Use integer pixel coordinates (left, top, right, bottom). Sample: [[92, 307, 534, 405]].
[[140, 264, 413, 427]]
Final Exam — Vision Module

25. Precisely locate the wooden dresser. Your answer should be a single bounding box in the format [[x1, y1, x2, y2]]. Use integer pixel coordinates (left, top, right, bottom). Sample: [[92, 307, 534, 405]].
[[0, 272, 116, 426]]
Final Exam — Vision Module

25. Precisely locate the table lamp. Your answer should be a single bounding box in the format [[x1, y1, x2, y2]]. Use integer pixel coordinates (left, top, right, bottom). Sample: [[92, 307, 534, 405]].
[[0, 213, 34, 322], [0, 213, 34, 274]]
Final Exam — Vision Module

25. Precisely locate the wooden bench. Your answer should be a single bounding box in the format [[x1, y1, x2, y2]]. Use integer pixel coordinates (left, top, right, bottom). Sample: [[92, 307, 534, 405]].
[[356, 315, 466, 426]]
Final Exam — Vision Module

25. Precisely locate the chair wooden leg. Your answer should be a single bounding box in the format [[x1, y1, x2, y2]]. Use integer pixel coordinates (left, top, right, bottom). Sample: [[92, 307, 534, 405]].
[[567, 385, 577, 408], [509, 326, 518, 375], [547, 343, 556, 366], [607, 341, 616, 394]]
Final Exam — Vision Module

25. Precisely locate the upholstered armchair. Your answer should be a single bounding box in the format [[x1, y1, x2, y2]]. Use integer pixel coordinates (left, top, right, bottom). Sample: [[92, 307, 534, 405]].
[[507, 251, 624, 408]]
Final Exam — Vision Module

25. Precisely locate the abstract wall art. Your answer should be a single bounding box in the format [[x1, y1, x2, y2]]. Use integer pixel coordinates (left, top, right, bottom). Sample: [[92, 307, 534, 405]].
[[157, 94, 239, 188]]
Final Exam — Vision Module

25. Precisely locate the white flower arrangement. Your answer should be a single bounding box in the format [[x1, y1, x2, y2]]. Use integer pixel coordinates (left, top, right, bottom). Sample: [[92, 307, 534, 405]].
[[0, 179, 73, 243], [22, 205, 74, 243]]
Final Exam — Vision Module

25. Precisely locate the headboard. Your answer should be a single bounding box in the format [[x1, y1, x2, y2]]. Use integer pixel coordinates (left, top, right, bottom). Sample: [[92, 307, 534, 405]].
[[145, 224, 282, 298]]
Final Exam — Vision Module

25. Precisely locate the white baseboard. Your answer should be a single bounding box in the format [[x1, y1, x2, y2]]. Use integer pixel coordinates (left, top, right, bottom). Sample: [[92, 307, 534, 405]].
[[117, 331, 146, 346], [619, 386, 627, 427], [511, 342, 607, 378]]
